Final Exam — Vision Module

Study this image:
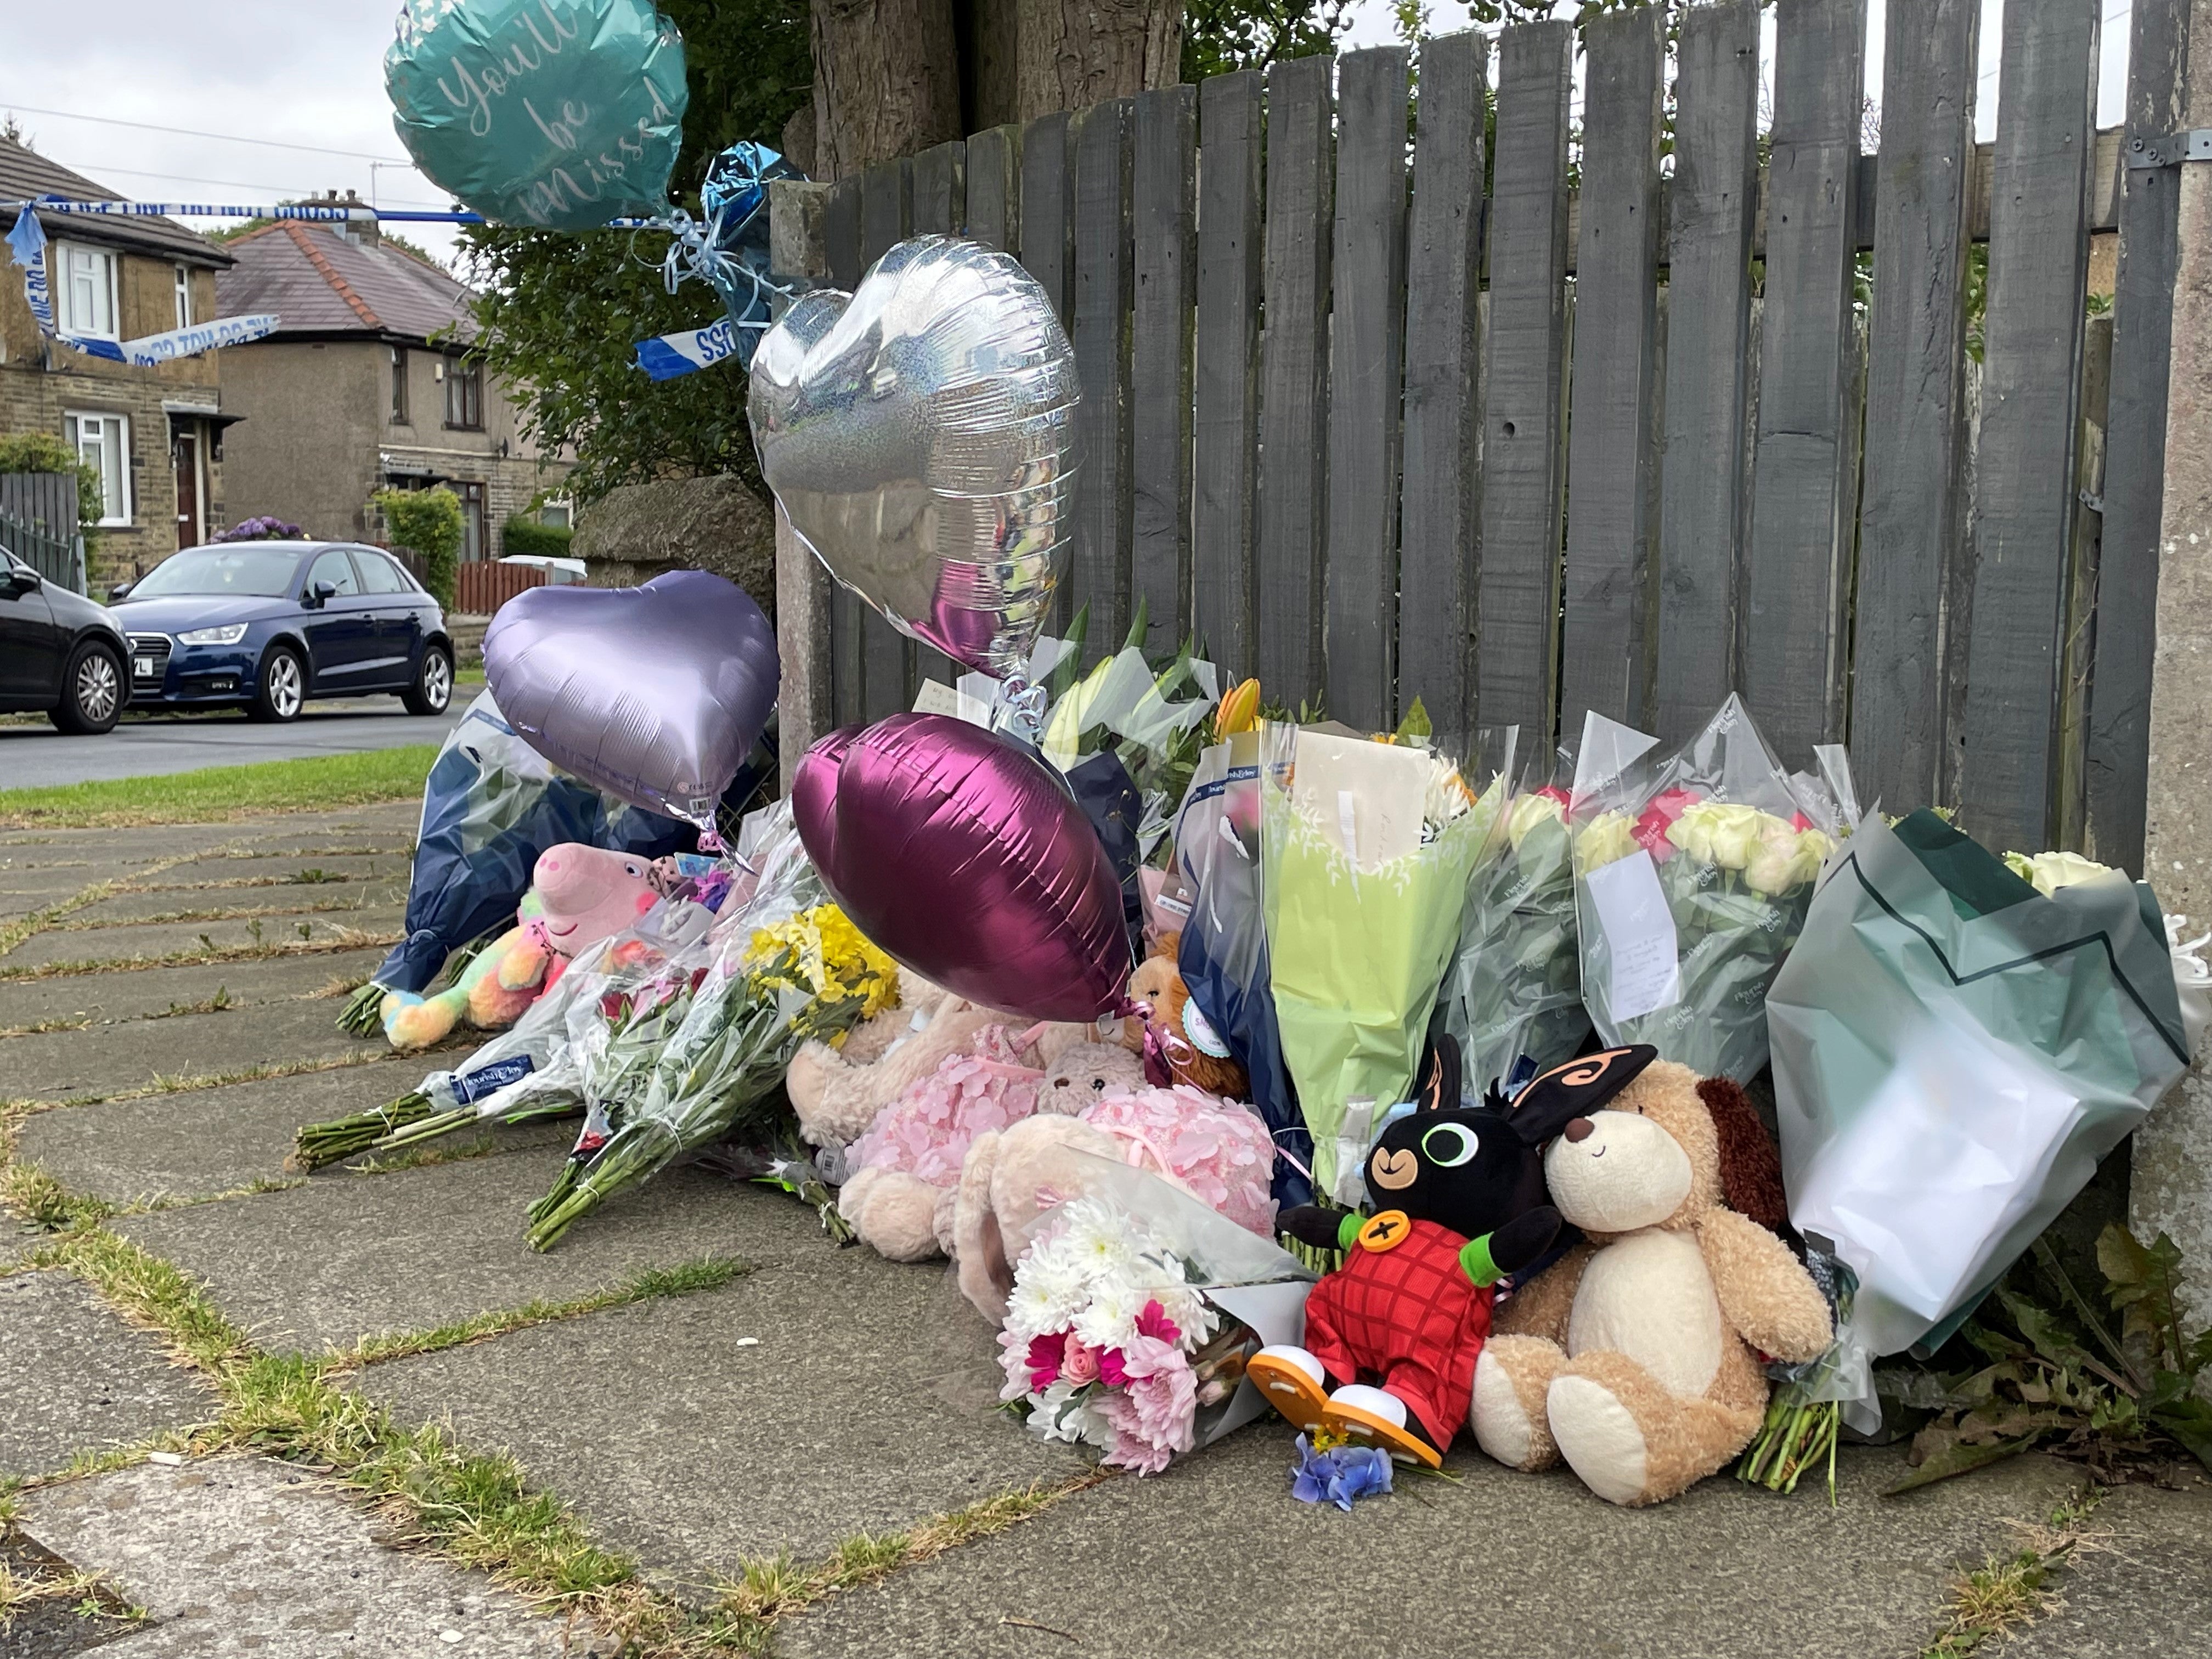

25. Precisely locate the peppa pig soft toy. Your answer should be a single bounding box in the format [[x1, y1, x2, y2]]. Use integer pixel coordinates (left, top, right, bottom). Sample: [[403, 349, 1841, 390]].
[[527, 844, 667, 964]]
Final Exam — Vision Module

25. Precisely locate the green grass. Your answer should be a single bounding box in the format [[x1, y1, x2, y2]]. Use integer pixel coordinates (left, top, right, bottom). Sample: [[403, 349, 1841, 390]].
[[0, 746, 439, 829], [1922, 1487, 2110, 1658]]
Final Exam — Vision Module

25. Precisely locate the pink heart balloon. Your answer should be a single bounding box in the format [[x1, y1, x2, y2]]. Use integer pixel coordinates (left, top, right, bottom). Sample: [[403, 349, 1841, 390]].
[[793, 714, 1132, 1023]]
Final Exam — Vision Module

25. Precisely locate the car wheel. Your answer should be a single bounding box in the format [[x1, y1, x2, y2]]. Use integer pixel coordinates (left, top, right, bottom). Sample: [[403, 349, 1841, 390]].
[[50, 641, 123, 735], [249, 645, 305, 723], [403, 644, 453, 716]]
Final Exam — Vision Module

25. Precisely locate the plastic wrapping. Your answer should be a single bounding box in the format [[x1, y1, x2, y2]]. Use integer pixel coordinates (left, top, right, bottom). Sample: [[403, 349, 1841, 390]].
[[1569, 696, 1844, 1082], [1769, 811, 2192, 1419], [377, 693, 692, 995], [995, 1152, 1313, 1474], [1171, 733, 1308, 1205], [1440, 748, 1590, 1097], [1261, 723, 1515, 1200]]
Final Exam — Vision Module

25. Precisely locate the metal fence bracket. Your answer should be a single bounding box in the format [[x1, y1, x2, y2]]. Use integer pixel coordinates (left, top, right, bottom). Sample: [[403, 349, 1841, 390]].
[[2126, 129, 2212, 168]]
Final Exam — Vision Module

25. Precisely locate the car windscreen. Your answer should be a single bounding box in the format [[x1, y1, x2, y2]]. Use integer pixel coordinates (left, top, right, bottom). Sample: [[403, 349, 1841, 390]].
[[129, 546, 306, 599]]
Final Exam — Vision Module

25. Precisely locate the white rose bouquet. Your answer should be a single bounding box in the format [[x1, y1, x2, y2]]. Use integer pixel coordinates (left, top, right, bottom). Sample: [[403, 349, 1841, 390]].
[[1568, 697, 1847, 1081]]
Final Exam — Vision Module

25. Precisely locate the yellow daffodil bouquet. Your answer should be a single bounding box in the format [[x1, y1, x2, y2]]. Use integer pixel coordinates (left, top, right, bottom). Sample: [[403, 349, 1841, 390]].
[[1568, 697, 1849, 1082]]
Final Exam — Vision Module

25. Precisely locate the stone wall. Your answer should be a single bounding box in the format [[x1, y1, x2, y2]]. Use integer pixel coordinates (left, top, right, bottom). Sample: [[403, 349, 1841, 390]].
[[571, 475, 776, 617]]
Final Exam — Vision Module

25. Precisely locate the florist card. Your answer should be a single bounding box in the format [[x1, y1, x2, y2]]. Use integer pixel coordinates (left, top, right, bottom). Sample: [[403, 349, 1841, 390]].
[[1583, 849, 1681, 1021], [1290, 730, 1430, 872]]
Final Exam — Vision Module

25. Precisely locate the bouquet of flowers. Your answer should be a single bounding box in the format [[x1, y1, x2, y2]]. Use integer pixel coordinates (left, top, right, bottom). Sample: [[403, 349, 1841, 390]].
[[1438, 757, 1588, 1097], [1568, 696, 1845, 1082], [1768, 812, 2199, 1438], [526, 896, 899, 1249], [996, 1155, 1312, 1475], [1262, 717, 1514, 1200]]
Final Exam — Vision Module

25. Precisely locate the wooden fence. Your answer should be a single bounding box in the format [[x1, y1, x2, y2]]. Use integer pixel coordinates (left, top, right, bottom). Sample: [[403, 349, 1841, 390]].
[[0, 473, 87, 594], [453, 559, 548, 616], [777, 0, 2188, 872]]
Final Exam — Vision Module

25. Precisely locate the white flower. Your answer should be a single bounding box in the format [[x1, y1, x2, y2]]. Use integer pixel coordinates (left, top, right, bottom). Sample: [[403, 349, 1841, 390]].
[[1004, 1274, 1068, 1342], [2003, 849, 2114, 898], [1508, 791, 1566, 852], [1070, 1278, 1149, 1351]]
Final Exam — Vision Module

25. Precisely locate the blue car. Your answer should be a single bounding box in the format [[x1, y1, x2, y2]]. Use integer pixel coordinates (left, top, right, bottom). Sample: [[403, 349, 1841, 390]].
[[108, 540, 454, 724]]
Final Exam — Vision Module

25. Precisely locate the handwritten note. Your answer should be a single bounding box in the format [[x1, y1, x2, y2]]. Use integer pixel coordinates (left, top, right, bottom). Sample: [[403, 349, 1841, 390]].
[[1584, 850, 1681, 1022]]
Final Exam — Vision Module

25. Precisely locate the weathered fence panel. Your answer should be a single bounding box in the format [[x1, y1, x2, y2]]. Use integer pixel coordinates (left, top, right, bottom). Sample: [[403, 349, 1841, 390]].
[[782, 0, 2176, 864], [1324, 46, 1411, 732], [1654, 0, 1759, 743], [1397, 31, 1489, 741], [0, 473, 86, 594], [1851, 0, 1981, 812], [1959, 0, 2100, 857]]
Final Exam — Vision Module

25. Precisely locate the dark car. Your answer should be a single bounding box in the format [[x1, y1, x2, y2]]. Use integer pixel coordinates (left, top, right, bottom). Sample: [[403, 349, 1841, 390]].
[[0, 544, 131, 733], [108, 540, 454, 724]]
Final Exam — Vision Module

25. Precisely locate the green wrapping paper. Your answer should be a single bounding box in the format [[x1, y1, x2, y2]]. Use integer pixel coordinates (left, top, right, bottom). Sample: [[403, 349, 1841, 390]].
[[1260, 725, 1510, 1199], [1770, 811, 2192, 1368]]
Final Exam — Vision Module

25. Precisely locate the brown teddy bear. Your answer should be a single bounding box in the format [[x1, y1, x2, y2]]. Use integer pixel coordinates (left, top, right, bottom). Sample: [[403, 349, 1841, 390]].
[[1124, 943, 1249, 1100], [1470, 1060, 1831, 1506]]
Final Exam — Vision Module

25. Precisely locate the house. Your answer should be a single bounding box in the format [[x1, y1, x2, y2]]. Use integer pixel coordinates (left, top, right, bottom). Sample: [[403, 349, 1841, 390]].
[[0, 138, 238, 584], [215, 199, 567, 563]]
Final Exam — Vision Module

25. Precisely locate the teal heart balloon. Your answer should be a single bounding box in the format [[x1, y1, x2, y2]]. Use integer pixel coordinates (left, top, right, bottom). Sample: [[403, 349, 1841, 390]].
[[386, 0, 689, 230]]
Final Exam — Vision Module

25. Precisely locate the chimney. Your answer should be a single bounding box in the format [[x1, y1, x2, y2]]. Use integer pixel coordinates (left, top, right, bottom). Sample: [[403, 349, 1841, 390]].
[[329, 188, 379, 249]]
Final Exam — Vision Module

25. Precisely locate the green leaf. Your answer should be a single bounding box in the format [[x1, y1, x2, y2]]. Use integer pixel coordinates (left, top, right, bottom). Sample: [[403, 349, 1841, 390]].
[[1883, 1433, 2036, 1495], [2100, 1223, 2194, 1373], [2149, 1396, 2212, 1474], [1395, 695, 1433, 743]]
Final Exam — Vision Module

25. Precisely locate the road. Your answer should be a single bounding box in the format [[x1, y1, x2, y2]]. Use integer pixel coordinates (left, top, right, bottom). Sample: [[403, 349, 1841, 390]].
[[0, 698, 467, 789]]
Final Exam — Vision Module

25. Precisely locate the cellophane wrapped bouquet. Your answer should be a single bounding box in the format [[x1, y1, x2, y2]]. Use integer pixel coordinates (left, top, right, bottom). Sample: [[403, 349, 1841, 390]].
[[1262, 717, 1514, 1200], [1439, 752, 1589, 1097], [998, 1154, 1312, 1475], [526, 805, 899, 1249], [1568, 696, 1847, 1082]]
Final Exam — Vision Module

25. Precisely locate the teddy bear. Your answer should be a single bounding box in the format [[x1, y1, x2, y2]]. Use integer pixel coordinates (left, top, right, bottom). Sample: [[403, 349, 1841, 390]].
[[950, 1042, 1282, 1322], [379, 899, 557, 1051], [1470, 1059, 1832, 1506], [786, 975, 999, 1148], [1246, 1037, 1640, 1469], [1124, 943, 1250, 1101]]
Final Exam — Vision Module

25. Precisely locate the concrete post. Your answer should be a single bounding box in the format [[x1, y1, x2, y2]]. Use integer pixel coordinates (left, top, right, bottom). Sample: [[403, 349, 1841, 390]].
[[767, 179, 837, 792], [2132, 0, 2212, 1325]]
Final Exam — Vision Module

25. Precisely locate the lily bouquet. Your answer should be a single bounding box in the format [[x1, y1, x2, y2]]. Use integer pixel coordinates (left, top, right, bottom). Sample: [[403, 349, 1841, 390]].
[[1568, 697, 1844, 1082], [997, 1154, 1312, 1475], [527, 895, 899, 1249], [1262, 718, 1514, 1200], [1439, 758, 1589, 1097]]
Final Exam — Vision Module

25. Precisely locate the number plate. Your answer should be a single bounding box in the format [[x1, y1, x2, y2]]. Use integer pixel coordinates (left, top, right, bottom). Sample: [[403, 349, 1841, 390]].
[[134, 658, 157, 679]]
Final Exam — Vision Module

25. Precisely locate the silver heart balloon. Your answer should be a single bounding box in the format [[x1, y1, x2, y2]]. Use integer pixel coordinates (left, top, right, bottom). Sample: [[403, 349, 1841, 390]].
[[748, 235, 1080, 679]]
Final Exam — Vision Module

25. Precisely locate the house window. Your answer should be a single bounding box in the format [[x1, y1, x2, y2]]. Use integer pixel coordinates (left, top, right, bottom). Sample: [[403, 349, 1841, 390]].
[[539, 495, 573, 529], [64, 412, 132, 525], [390, 346, 409, 425], [173, 264, 192, 330], [50, 243, 117, 339], [443, 356, 482, 431]]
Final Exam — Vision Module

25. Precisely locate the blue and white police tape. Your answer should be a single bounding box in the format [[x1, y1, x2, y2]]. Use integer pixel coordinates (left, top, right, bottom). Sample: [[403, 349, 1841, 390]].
[[633, 315, 765, 381], [65, 313, 280, 366]]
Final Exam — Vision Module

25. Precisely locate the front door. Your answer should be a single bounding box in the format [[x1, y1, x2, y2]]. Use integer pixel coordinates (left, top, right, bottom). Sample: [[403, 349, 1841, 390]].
[[173, 427, 201, 550], [458, 481, 487, 563]]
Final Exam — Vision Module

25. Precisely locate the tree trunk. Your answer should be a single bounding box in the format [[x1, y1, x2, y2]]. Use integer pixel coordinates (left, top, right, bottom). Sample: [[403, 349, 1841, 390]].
[[1013, 0, 1182, 121], [809, 0, 964, 179]]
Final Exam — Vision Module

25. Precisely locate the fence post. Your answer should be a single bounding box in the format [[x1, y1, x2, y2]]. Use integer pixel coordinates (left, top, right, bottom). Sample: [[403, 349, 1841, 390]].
[[2131, 0, 2211, 1328], [769, 179, 836, 794]]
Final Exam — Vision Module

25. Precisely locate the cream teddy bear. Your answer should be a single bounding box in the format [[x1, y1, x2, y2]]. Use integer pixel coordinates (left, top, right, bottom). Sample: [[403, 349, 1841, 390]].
[[1471, 1060, 1831, 1506]]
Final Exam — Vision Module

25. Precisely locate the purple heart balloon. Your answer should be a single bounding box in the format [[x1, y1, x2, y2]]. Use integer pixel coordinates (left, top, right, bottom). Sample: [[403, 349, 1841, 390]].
[[793, 714, 1132, 1023], [484, 570, 777, 826]]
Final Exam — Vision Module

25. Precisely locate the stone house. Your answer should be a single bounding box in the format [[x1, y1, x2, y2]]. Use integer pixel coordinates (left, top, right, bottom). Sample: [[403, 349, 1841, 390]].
[[0, 139, 238, 586], [215, 204, 567, 563]]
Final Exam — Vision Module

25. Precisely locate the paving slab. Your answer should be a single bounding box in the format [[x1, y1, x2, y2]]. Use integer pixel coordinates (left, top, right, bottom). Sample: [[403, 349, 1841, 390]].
[[11, 1056, 560, 1205], [0, 947, 386, 1031], [3, 997, 383, 1102], [14, 1456, 592, 1658], [115, 1148, 823, 1353], [776, 1432, 2081, 1659], [144, 851, 406, 887], [365, 1248, 1082, 1576], [0, 1270, 217, 1477], [1, 906, 405, 970], [0, 865, 116, 908], [2006, 1478, 2212, 1658], [58, 884, 409, 927], [0, 825, 262, 864]]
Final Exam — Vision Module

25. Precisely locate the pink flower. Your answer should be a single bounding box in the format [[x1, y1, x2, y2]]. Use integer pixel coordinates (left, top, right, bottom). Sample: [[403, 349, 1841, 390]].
[[1536, 785, 1572, 808], [1098, 1346, 1129, 1387], [1097, 1353, 1200, 1474], [1060, 1339, 1101, 1386], [1134, 1300, 1182, 1346], [1023, 1331, 1066, 1390], [1630, 788, 1704, 864]]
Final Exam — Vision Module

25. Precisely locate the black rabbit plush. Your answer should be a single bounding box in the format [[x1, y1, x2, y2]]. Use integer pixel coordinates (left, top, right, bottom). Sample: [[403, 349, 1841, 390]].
[[1251, 1034, 1658, 1466]]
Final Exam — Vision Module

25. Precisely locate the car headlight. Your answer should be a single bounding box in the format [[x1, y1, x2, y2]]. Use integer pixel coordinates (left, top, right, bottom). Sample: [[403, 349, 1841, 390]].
[[177, 624, 250, 646]]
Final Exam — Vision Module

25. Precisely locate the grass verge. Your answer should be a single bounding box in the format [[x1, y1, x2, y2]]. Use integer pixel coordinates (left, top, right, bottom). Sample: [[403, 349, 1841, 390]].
[[0, 746, 439, 830], [1922, 1486, 2112, 1658]]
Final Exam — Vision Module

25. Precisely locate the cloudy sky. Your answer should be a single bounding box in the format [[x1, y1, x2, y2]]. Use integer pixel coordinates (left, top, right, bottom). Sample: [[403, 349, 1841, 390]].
[[0, 0, 2134, 284]]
